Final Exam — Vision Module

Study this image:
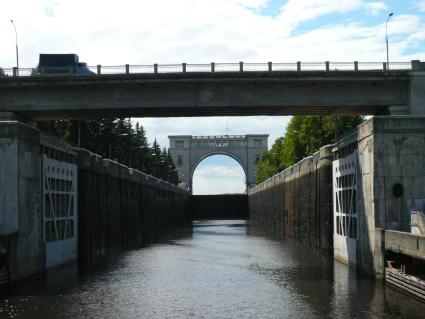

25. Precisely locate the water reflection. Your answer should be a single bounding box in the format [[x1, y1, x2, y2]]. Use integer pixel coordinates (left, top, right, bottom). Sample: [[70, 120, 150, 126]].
[[1, 220, 424, 318]]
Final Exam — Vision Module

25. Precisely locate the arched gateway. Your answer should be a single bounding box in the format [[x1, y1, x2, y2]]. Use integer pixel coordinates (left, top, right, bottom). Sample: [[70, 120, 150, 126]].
[[169, 134, 269, 193]]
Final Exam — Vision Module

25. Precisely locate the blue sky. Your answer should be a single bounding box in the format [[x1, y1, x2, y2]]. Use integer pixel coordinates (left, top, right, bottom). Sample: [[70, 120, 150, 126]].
[[1, 0, 424, 194]]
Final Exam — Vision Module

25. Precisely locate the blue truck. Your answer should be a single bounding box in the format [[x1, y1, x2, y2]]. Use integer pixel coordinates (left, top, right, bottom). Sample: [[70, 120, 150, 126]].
[[38, 54, 95, 75]]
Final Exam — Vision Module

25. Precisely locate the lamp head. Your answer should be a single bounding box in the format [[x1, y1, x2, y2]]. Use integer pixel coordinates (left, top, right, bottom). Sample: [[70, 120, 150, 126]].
[[389, 12, 394, 17]]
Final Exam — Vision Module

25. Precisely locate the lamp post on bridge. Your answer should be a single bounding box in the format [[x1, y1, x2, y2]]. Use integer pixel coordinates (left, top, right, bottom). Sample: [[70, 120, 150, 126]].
[[10, 19, 19, 75], [386, 12, 394, 69]]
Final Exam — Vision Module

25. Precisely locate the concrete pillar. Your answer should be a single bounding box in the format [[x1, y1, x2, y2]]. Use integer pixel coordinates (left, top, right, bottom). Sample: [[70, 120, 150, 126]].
[[0, 118, 43, 282], [409, 71, 425, 115], [356, 116, 425, 277]]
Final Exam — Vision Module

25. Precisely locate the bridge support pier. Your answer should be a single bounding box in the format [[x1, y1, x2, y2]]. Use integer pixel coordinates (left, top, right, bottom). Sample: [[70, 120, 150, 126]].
[[409, 71, 425, 115], [0, 118, 43, 283]]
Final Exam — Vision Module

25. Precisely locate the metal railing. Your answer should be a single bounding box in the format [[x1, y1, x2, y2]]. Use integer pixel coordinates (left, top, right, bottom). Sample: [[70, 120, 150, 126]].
[[40, 132, 77, 155], [0, 61, 418, 77]]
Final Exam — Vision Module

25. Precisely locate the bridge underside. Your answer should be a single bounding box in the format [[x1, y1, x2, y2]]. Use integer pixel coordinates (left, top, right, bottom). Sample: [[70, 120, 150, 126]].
[[0, 71, 410, 120]]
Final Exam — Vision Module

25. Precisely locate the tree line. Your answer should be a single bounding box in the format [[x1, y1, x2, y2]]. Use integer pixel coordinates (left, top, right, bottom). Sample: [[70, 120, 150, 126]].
[[37, 119, 179, 185], [256, 115, 363, 183]]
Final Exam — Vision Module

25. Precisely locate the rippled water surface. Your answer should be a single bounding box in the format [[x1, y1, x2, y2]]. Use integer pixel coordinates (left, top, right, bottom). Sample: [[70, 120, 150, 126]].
[[1, 220, 425, 318]]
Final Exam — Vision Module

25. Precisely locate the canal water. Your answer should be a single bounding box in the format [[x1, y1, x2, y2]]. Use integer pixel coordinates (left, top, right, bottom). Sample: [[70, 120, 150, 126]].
[[1, 220, 425, 319]]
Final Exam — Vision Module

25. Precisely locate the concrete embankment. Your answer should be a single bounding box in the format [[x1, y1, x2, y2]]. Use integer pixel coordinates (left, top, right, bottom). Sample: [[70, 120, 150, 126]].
[[77, 149, 191, 271], [248, 145, 334, 256]]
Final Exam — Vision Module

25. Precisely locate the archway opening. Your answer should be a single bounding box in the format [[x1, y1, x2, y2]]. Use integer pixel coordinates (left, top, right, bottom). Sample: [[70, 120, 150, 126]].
[[192, 155, 247, 195]]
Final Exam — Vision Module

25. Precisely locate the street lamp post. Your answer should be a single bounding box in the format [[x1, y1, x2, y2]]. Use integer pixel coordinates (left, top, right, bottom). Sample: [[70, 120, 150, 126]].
[[10, 20, 19, 75], [386, 12, 394, 69]]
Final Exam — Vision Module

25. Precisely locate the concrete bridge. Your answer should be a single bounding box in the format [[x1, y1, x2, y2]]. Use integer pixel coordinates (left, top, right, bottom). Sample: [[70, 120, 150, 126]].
[[0, 60, 424, 120]]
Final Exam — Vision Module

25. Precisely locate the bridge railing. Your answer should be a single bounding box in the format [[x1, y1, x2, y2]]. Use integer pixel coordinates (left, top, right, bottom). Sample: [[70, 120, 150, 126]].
[[0, 61, 417, 77]]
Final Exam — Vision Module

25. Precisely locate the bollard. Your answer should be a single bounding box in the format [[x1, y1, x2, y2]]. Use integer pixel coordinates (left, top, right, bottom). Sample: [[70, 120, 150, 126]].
[[268, 62, 272, 72], [297, 61, 301, 72], [354, 61, 359, 71], [154, 63, 158, 74], [182, 63, 186, 73], [12, 67, 17, 77], [97, 64, 101, 75], [325, 61, 330, 72], [211, 62, 215, 72], [383, 62, 387, 71], [125, 64, 130, 74], [239, 61, 243, 72]]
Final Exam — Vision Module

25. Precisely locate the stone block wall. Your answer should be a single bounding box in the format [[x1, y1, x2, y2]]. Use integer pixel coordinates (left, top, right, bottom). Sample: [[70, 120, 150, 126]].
[[77, 149, 190, 271], [248, 145, 334, 256]]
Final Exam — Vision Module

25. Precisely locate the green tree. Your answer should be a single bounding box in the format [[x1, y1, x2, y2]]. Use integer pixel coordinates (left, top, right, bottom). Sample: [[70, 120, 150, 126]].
[[256, 137, 285, 183], [35, 118, 180, 185], [256, 115, 363, 183]]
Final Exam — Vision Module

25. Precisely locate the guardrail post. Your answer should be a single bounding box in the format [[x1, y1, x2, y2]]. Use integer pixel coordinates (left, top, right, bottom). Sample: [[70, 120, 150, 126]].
[[297, 61, 301, 72], [325, 61, 330, 72], [354, 61, 359, 71], [68, 66, 74, 75], [268, 62, 272, 72], [239, 61, 243, 72], [97, 65, 101, 75], [125, 64, 130, 74], [211, 62, 215, 72], [383, 62, 387, 71], [12, 67, 17, 77], [154, 63, 158, 74], [182, 63, 187, 73], [411, 60, 422, 71]]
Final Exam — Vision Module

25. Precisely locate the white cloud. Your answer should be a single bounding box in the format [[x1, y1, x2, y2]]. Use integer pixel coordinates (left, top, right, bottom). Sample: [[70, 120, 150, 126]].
[[416, 0, 425, 11], [278, 0, 386, 33], [192, 157, 246, 194]]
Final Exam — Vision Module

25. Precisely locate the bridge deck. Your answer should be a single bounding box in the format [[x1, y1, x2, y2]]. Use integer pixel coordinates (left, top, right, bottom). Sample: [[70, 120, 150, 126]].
[[0, 68, 414, 119]]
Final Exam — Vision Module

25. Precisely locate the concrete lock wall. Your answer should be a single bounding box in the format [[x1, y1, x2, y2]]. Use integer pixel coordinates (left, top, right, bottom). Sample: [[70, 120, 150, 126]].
[[356, 116, 425, 277], [0, 121, 43, 283], [248, 145, 334, 256], [77, 149, 190, 271], [0, 119, 190, 284]]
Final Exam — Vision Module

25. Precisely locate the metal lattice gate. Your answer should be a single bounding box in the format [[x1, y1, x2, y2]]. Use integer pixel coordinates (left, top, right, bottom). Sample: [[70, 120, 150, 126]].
[[333, 151, 358, 265], [43, 155, 78, 269]]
